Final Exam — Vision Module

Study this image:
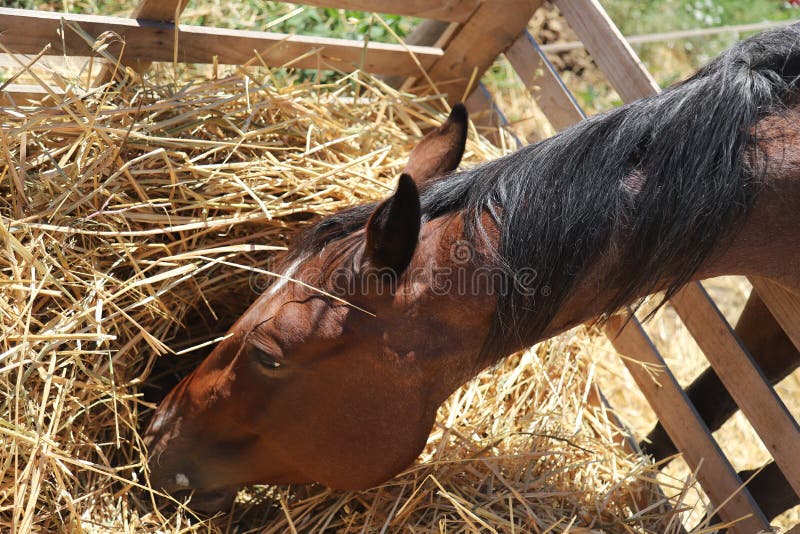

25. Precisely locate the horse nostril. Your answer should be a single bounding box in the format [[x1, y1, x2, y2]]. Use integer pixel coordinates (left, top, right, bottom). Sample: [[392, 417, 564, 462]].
[[175, 473, 191, 488], [146, 467, 191, 495]]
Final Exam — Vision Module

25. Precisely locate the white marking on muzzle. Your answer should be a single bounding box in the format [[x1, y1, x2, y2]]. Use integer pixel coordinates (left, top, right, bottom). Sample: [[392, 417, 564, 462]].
[[175, 473, 190, 488]]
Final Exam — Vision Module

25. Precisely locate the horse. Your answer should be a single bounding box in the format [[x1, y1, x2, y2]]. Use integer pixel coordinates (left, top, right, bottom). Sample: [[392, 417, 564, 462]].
[[144, 24, 800, 519]]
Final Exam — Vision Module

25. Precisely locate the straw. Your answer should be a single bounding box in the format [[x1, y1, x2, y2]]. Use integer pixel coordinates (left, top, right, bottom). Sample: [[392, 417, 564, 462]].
[[0, 32, 704, 533]]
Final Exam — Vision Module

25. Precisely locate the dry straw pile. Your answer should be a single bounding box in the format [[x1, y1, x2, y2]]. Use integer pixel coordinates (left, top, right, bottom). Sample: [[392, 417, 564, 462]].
[[1, 42, 699, 532]]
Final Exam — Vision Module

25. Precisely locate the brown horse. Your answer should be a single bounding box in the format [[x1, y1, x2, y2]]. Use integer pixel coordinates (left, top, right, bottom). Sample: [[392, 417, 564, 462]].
[[144, 26, 800, 518]]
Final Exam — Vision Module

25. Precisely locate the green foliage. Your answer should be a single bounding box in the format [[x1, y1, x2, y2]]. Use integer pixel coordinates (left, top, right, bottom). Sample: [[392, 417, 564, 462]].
[[602, 0, 795, 35], [602, 0, 797, 74], [261, 7, 413, 41], [4, 0, 48, 8]]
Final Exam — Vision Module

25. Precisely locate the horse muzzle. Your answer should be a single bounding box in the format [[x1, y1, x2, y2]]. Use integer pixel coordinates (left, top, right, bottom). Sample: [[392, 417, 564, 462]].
[[145, 457, 239, 513], [176, 486, 239, 513]]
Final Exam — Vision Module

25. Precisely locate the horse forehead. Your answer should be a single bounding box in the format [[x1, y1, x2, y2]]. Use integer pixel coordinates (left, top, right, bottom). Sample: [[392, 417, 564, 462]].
[[272, 297, 347, 342]]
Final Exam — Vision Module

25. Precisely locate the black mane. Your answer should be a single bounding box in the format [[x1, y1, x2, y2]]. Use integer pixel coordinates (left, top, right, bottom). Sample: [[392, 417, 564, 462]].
[[293, 24, 800, 362]]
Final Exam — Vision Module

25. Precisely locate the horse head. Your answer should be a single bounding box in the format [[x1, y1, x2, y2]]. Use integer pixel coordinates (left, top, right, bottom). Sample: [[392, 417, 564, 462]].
[[143, 104, 494, 511]]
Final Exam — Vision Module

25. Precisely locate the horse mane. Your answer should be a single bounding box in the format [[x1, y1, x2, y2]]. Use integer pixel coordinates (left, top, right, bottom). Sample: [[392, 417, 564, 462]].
[[292, 23, 800, 363]]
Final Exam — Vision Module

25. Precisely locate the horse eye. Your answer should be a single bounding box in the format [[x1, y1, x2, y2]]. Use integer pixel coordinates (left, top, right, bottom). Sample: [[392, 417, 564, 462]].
[[248, 346, 284, 371]]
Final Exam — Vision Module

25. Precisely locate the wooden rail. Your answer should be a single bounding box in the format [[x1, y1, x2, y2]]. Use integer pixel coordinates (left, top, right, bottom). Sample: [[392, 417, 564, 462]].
[[554, 0, 659, 101], [287, 0, 482, 23], [0, 7, 442, 76]]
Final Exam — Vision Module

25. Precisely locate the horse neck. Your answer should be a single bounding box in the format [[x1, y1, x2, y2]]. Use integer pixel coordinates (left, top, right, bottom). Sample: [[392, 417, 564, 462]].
[[538, 106, 800, 342], [691, 108, 800, 290], [411, 103, 800, 365]]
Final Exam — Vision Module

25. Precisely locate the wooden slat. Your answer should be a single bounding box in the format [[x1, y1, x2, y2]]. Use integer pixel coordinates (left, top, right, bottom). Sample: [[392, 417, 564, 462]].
[[1, 83, 64, 106], [670, 282, 800, 498], [285, 0, 481, 23], [385, 19, 457, 91], [422, 0, 542, 105], [750, 277, 800, 353], [464, 84, 522, 148], [554, 0, 659, 102], [0, 8, 442, 76], [131, 0, 188, 22], [605, 315, 770, 533], [93, 0, 188, 83], [504, 30, 585, 131]]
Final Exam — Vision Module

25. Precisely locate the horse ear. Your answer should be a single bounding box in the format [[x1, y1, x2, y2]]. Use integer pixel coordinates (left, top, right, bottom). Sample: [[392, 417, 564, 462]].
[[402, 103, 468, 184], [365, 174, 421, 274]]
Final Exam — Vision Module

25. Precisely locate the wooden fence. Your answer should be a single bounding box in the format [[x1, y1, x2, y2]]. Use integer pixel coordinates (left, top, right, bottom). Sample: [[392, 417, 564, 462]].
[[1, 1, 798, 531]]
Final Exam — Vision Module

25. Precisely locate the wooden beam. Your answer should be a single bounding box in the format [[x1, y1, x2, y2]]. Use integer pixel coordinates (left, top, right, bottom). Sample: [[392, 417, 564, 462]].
[[554, 0, 659, 102], [504, 30, 584, 131], [670, 282, 800, 498], [750, 277, 800, 353], [605, 315, 770, 533], [0, 83, 65, 106], [284, 0, 481, 24], [131, 0, 189, 22], [94, 0, 189, 84], [464, 83, 522, 148], [0, 8, 443, 76], [422, 0, 542, 105]]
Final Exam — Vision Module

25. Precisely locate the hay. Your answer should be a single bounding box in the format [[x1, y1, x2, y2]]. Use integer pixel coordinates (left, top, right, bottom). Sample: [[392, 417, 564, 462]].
[[0, 41, 704, 532]]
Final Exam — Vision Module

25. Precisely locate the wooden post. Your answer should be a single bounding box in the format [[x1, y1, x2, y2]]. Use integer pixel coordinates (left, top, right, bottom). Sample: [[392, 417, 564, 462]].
[[554, 0, 659, 101], [384, 18, 517, 146], [93, 0, 189, 85], [420, 0, 542, 105], [504, 30, 585, 130]]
